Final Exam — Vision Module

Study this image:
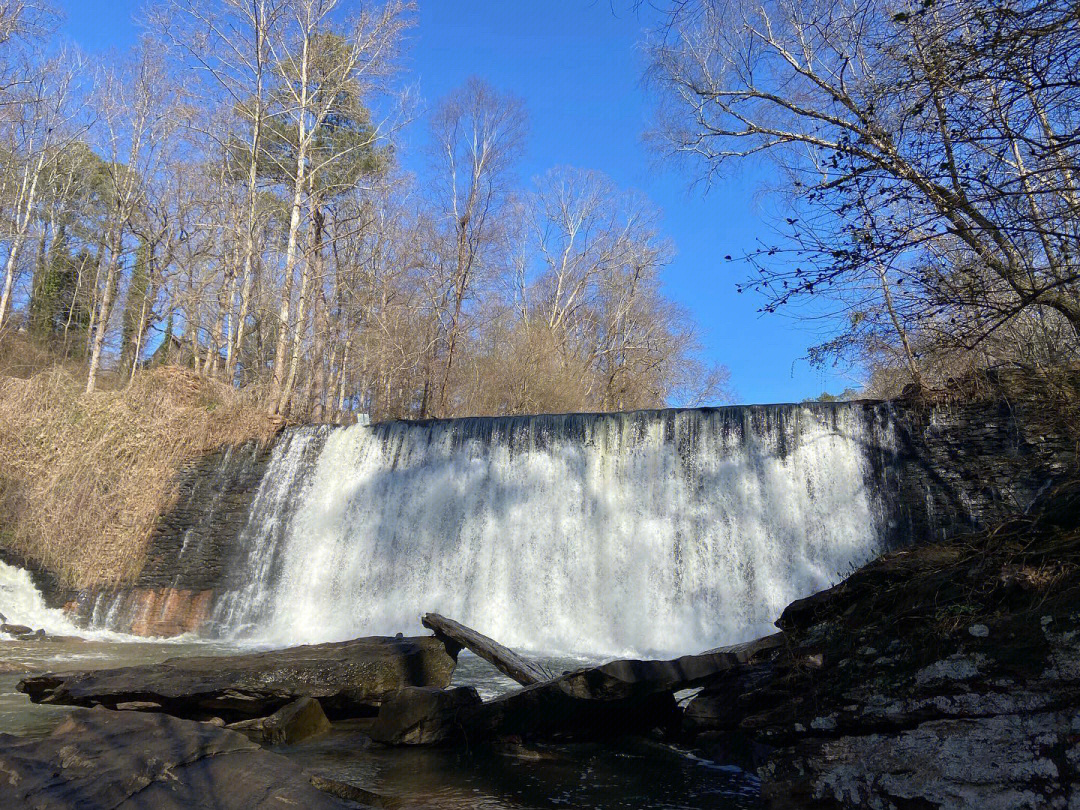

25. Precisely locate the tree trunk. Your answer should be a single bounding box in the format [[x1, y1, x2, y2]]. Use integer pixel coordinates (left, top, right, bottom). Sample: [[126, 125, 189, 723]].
[[268, 33, 310, 414], [85, 232, 123, 394]]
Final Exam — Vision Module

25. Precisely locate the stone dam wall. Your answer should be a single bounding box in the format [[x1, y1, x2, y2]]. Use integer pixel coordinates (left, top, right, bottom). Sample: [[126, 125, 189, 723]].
[[63, 440, 277, 635], [55, 397, 1080, 636]]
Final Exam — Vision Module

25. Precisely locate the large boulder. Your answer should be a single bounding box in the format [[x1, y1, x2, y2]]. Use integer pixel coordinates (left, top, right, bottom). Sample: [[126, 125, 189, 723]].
[[0, 707, 366, 808], [228, 696, 332, 746], [465, 676, 681, 740], [18, 635, 456, 722], [369, 686, 481, 745]]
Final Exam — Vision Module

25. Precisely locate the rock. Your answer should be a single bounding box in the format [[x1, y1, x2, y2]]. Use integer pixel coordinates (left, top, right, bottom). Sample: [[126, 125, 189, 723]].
[[0, 706, 361, 808], [422, 613, 552, 685], [466, 676, 680, 740], [683, 663, 775, 737], [554, 634, 782, 701], [369, 686, 481, 745], [1, 623, 34, 636], [968, 623, 990, 638], [19, 635, 457, 722], [115, 701, 164, 712], [0, 660, 35, 674], [764, 711, 1078, 810], [229, 696, 332, 745], [308, 773, 390, 807]]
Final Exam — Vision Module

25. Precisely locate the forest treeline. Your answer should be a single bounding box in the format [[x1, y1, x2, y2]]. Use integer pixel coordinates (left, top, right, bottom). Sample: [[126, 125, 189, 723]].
[[1, 0, 1077, 425], [0, 0, 729, 424]]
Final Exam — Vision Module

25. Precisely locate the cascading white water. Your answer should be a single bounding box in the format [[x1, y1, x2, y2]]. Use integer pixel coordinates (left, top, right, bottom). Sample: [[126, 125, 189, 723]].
[[0, 560, 83, 637], [215, 405, 897, 657]]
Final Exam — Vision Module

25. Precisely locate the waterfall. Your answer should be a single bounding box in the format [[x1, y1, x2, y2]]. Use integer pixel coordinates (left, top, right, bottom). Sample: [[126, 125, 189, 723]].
[[213, 404, 898, 658], [0, 560, 82, 637]]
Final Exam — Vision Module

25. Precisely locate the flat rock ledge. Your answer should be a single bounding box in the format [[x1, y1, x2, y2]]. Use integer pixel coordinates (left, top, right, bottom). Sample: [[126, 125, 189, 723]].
[[0, 707, 368, 808], [18, 635, 456, 722]]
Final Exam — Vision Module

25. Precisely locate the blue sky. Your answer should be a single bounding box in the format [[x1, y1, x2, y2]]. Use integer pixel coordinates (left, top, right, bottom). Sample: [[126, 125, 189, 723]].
[[60, 0, 857, 405]]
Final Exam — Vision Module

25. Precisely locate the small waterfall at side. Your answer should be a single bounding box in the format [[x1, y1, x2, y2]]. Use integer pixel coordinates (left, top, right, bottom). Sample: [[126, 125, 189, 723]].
[[0, 560, 83, 637], [213, 404, 898, 657], [211, 426, 331, 636]]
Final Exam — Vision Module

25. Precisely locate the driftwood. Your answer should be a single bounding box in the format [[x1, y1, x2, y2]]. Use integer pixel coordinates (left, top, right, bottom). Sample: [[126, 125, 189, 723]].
[[422, 613, 552, 685], [432, 620, 786, 741]]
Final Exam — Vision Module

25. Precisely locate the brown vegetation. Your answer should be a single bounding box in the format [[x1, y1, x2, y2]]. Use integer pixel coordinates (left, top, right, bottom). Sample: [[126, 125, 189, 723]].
[[0, 2, 729, 425], [0, 336, 276, 587]]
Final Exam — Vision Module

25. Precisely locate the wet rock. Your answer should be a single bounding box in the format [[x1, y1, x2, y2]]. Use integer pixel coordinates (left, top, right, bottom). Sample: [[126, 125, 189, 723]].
[[0, 659, 35, 674], [229, 696, 332, 745], [0, 706, 360, 808], [462, 632, 781, 742], [370, 686, 481, 745], [308, 773, 390, 807], [115, 701, 164, 712], [1, 622, 33, 636], [14, 632, 85, 643], [764, 711, 1078, 810], [465, 676, 681, 741], [19, 635, 456, 722], [683, 663, 775, 737]]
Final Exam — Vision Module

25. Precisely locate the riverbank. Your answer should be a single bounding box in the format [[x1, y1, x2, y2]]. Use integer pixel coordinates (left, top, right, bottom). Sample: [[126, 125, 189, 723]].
[[4, 480, 1078, 807]]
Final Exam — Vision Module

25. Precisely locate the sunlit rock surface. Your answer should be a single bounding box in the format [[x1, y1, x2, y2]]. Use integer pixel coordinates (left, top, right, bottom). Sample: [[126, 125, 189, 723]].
[[18, 635, 457, 722]]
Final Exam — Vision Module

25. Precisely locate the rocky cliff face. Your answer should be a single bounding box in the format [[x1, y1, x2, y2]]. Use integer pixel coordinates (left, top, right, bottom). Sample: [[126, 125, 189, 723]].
[[685, 480, 1080, 809], [61, 440, 275, 634], [890, 396, 1077, 542]]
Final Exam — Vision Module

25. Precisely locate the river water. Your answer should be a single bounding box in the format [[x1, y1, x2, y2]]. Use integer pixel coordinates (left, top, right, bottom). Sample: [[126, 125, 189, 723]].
[[0, 633, 761, 809]]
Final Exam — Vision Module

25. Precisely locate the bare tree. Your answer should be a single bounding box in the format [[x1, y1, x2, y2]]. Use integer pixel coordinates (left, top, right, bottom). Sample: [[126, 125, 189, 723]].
[[149, 0, 286, 383], [259, 0, 410, 415], [425, 77, 526, 417], [85, 42, 177, 393], [648, 0, 1080, 386], [0, 50, 80, 333]]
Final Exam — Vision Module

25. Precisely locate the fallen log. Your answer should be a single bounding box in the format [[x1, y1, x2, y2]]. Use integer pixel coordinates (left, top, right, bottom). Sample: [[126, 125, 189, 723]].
[[464, 631, 785, 741], [422, 613, 552, 685]]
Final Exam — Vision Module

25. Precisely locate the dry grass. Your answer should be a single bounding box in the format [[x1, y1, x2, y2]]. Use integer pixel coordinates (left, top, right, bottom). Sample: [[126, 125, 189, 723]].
[[0, 358, 278, 588]]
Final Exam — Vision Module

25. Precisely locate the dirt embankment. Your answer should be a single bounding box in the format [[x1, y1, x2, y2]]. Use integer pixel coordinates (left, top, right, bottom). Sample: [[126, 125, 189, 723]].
[[0, 363, 277, 589]]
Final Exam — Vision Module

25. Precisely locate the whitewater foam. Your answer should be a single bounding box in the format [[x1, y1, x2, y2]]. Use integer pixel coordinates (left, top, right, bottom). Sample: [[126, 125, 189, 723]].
[[212, 405, 897, 657]]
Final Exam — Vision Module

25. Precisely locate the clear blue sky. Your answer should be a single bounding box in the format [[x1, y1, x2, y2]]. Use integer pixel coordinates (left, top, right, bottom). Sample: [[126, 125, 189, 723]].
[[60, 0, 857, 405]]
